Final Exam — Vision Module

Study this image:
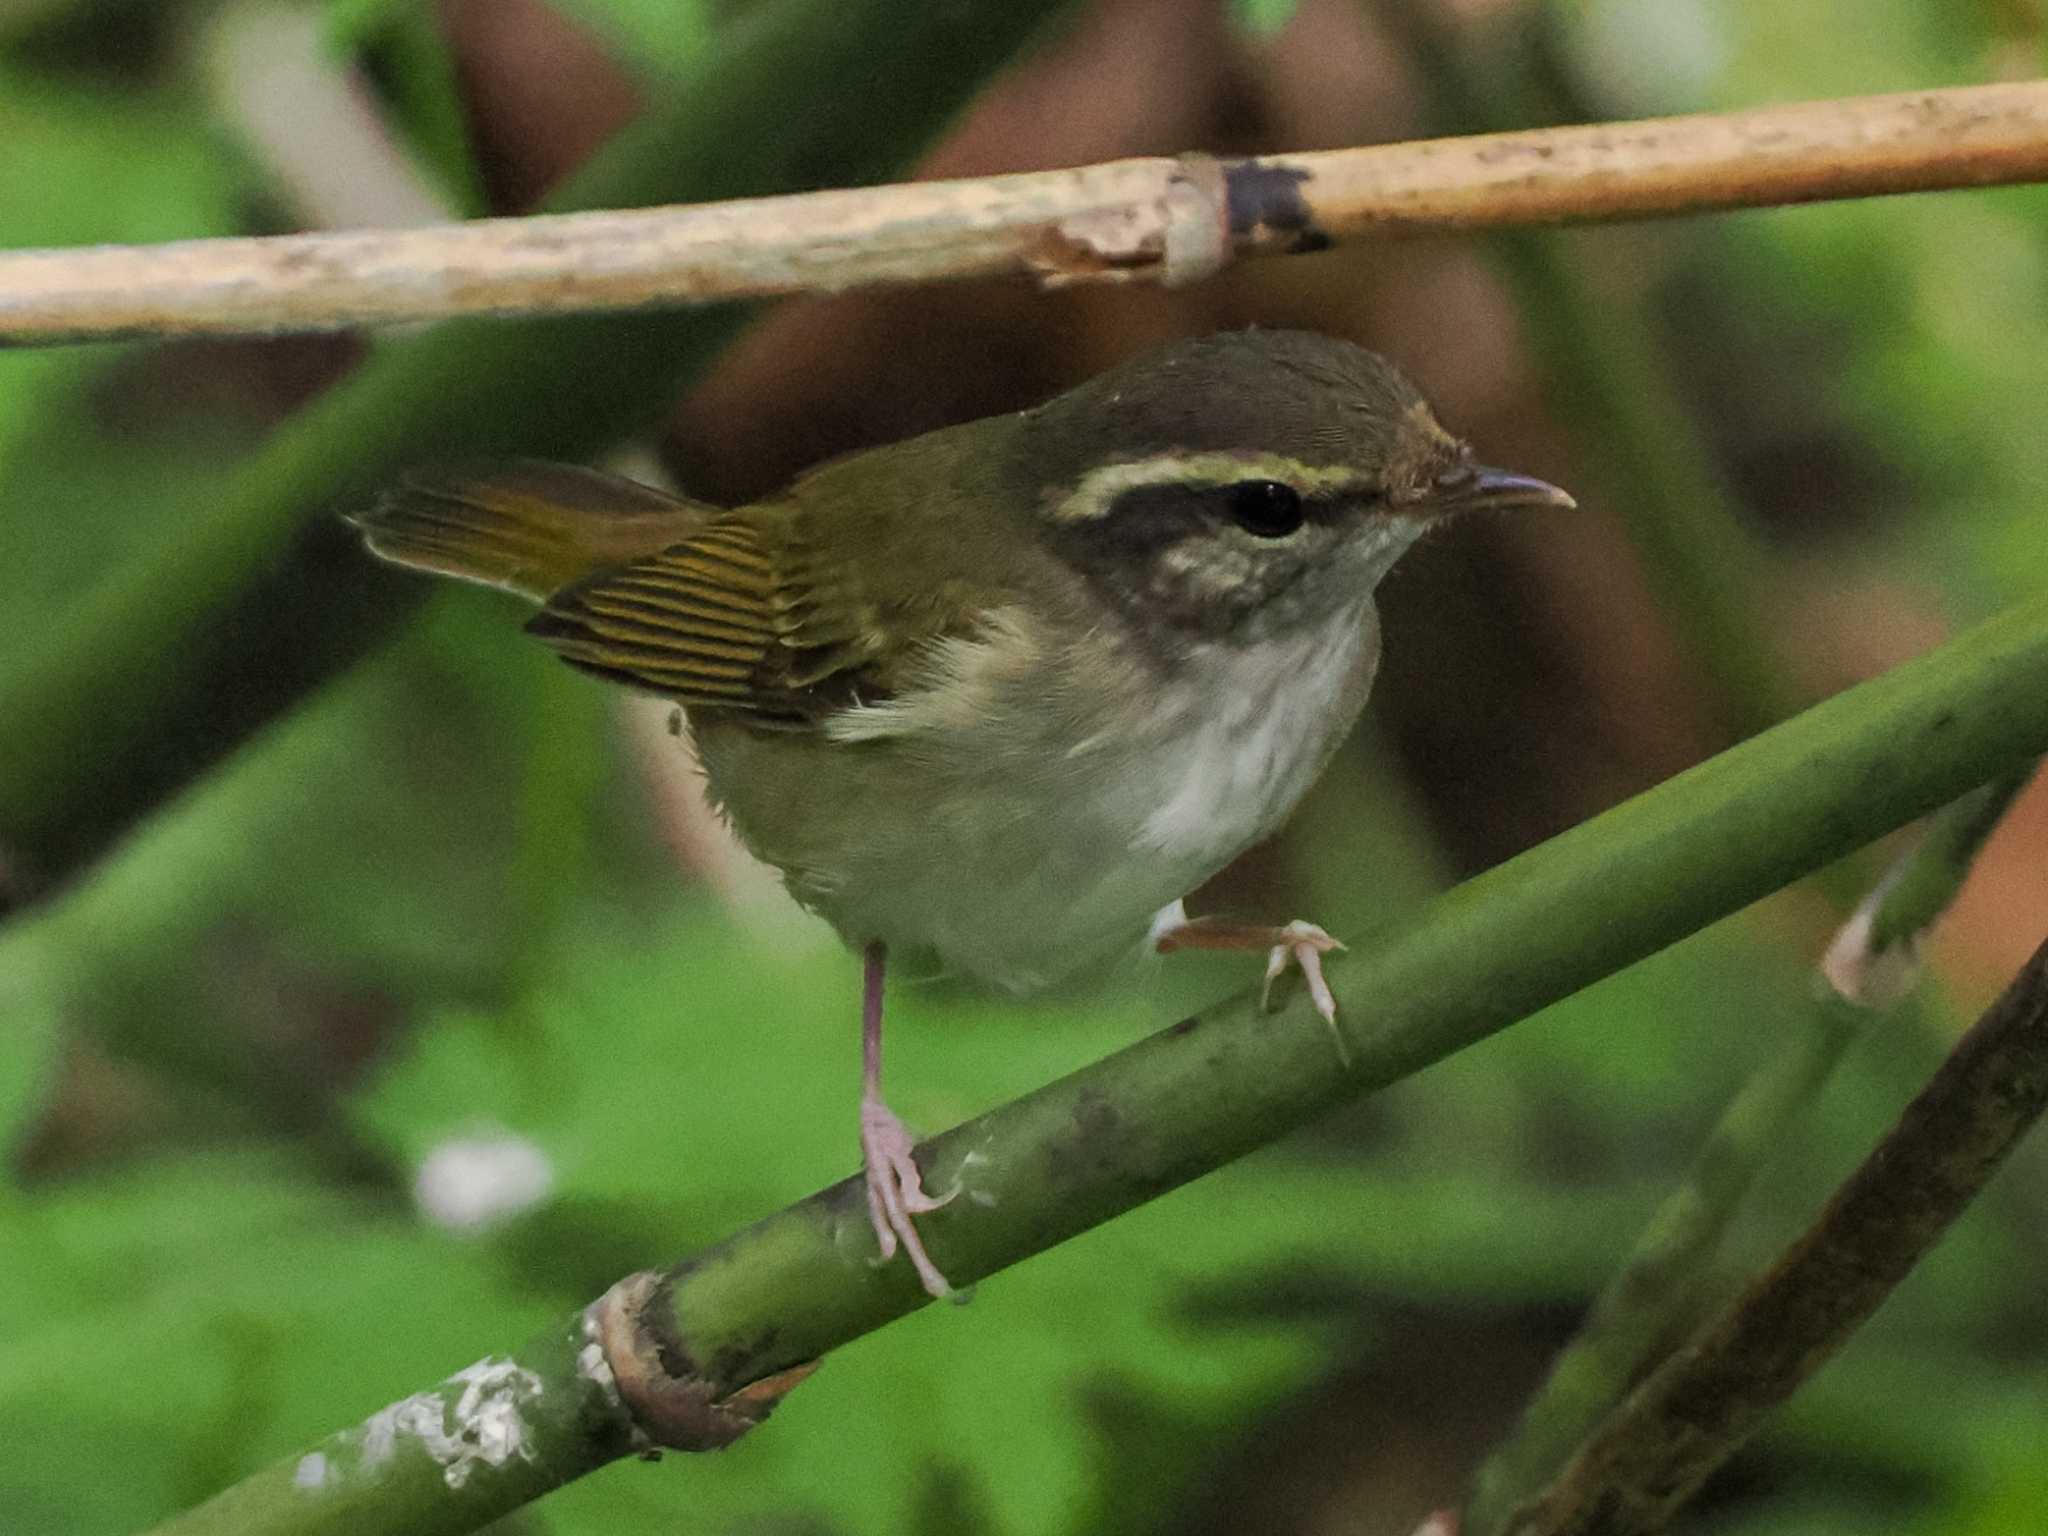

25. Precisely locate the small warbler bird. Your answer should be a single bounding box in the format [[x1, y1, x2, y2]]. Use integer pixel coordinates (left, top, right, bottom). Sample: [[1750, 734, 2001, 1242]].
[[352, 329, 1571, 1297]]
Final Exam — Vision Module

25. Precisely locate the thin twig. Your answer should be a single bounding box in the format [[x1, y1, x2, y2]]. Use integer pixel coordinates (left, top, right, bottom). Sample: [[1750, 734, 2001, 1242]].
[[1502, 929, 2048, 1536], [6, 81, 2048, 345]]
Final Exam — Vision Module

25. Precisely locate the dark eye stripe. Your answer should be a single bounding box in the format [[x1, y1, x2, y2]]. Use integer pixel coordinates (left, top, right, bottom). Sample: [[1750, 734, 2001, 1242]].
[[1052, 480, 1375, 578], [1076, 482, 1223, 559]]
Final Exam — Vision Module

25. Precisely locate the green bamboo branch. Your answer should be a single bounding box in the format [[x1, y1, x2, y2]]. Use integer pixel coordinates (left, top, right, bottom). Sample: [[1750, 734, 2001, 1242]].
[[1501, 928, 2048, 1536], [1463, 772, 2033, 1534], [0, 0, 1072, 900], [149, 592, 2048, 1536]]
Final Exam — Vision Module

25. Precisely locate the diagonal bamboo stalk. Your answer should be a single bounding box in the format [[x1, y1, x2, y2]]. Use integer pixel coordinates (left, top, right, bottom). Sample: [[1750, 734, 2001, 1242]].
[[147, 590, 2048, 1536], [4, 82, 2048, 345]]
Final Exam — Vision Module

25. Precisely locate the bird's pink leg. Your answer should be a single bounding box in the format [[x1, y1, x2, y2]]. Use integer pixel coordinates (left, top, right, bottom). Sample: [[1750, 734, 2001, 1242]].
[[858, 941, 955, 1298]]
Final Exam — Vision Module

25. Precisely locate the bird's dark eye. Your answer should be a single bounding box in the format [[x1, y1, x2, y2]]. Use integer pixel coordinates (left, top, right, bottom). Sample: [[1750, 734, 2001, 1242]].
[[1225, 480, 1304, 538]]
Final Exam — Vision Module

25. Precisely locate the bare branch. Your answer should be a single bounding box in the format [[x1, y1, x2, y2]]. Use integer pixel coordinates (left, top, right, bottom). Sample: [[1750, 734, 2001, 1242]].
[[6, 82, 2048, 346]]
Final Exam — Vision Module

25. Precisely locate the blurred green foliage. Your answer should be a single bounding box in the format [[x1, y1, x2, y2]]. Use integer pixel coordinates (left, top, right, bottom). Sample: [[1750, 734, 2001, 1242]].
[[0, 55, 261, 615], [2, 1, 2047, 1534], [538, 0, 715, 77], [1571, 0, 2048, 613], [0, 961, 56, 1150], [1230, 0, 1305, 36], [325, 0, 713, 79]]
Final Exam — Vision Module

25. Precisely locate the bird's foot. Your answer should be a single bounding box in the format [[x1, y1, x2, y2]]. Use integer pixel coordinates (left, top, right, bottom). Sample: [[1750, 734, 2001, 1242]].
[[1259, 920, 1344, 1027], [1153, 913, 1349, 1063], [860, 1091, 956, 1299]]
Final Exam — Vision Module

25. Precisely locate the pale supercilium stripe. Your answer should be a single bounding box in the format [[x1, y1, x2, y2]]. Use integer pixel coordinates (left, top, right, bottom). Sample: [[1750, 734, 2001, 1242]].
[[1049, 454, 1378, 523]]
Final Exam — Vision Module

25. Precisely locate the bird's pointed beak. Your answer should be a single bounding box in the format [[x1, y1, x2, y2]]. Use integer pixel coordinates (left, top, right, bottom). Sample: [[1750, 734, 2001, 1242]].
[[1422, 465, 1577, 519]]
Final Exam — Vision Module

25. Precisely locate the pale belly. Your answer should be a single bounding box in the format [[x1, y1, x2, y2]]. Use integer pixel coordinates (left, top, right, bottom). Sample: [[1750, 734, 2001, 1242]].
[[802, 776, 1229, 991], [690, 602, 1378, 992]]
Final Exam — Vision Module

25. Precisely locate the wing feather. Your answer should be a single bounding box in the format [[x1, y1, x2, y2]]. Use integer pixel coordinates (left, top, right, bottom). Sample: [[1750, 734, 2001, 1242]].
[[525, 514, 894, 725]]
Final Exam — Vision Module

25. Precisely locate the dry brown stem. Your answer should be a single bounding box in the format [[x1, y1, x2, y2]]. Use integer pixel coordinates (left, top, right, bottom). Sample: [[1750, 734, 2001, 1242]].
[[6, 82, 2048, 346]]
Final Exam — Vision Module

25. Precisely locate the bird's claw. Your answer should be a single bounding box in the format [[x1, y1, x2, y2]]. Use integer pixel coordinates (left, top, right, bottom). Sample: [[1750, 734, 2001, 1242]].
[[1259, 920, 1345, 1025], [860, 1094, 956, 1298]]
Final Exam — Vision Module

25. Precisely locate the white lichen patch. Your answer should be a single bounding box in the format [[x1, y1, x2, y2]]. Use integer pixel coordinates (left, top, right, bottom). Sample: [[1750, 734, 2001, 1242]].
[[354, 1357, 546, 1490], [293, 1452, 330, 1491]]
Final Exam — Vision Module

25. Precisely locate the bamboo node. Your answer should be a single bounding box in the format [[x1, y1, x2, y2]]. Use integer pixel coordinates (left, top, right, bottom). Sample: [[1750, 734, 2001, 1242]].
[[592, 1271, 817, 1453]]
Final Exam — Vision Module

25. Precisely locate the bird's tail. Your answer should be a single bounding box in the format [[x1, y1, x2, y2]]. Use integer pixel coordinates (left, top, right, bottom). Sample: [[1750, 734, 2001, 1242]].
[[350, 460, 708, 602]]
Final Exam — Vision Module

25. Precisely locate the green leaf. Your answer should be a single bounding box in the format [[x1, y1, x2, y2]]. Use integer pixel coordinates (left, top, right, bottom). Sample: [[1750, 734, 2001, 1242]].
[[0, 1154, 560, 1534], [0, 60, 272, 930]]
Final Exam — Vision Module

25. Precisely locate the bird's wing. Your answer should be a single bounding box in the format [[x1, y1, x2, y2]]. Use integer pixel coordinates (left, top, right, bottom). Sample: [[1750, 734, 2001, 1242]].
[[525, 511, 945, 728]]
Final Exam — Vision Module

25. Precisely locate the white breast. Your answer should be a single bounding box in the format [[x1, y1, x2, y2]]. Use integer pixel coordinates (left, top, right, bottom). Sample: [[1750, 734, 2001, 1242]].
[[1132, 604, 1376, 866]]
